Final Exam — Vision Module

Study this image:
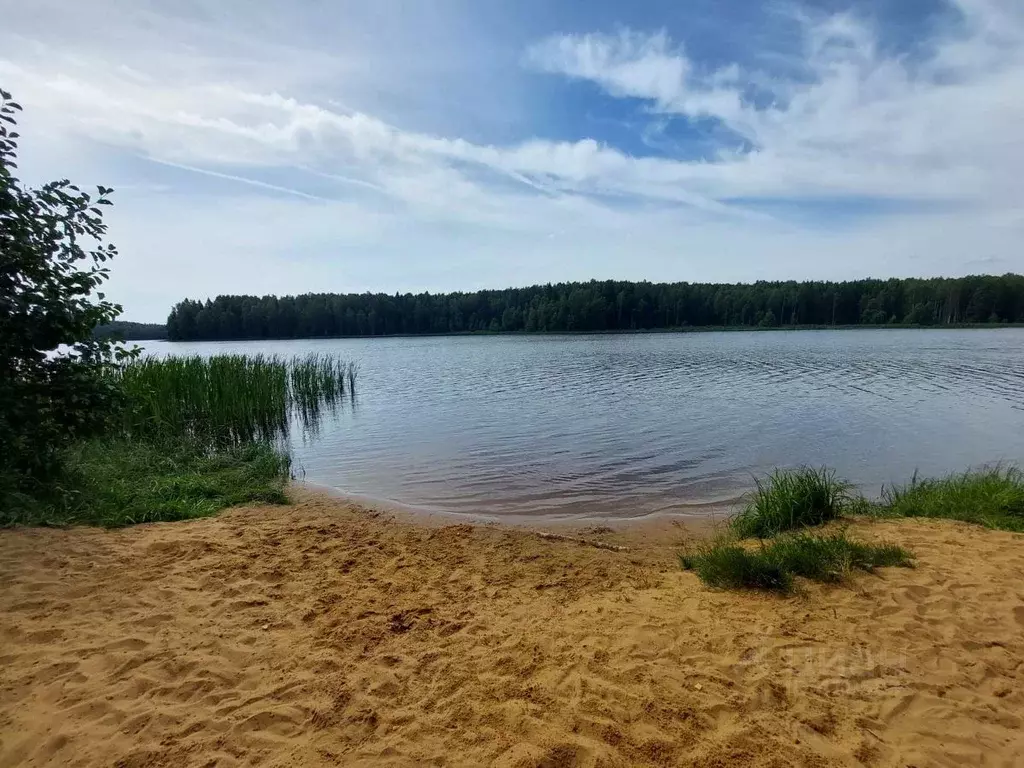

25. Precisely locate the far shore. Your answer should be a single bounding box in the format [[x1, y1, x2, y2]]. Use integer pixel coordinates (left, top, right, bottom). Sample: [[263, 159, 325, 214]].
[[2, 493, 1022, 767], [122, 321, 1024, 344]]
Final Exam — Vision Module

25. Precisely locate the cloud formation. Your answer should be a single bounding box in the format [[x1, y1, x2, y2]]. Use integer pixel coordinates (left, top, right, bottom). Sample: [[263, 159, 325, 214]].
[[1, 0, 1022, 319], [525, 2, 1024, 204]]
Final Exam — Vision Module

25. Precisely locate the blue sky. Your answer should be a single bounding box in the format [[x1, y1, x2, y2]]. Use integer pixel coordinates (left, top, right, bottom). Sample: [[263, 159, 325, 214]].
[[1, 0, 1022, 321]]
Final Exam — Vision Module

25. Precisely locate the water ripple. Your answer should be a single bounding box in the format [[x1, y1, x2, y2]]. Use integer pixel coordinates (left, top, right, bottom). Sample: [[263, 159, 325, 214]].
[[144, 329, 1024, 521]]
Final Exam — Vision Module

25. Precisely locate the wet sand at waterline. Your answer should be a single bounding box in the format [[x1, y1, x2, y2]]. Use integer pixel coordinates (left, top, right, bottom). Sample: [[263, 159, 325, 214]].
[[1, 496, 1022, 767]]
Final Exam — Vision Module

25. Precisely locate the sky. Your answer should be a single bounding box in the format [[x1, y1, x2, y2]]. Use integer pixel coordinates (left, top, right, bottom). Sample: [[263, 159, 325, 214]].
[[1, 0, 1023, 321]]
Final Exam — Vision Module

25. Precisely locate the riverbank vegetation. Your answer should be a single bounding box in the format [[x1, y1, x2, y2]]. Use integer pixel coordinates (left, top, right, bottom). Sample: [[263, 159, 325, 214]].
[[0, 90, 353, 528], [167, 273, 1024, 340], [683, 464, 1022, 592], [2, 352, 356, 528], [7, 439, 292, 528], [730, 467, 850, 538], [117, 354, 356, 445], [872, 467, 1024, 533]]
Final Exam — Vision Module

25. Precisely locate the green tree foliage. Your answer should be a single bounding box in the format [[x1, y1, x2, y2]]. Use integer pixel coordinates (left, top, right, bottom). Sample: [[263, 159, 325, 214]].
[[0, 89, 131, 494], [168, 274, 1024, 340]]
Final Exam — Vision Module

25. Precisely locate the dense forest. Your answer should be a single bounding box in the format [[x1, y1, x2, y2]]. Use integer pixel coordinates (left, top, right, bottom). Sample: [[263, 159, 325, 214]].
[[166, 274, 1024, 341], [93, 321, 168, 341]]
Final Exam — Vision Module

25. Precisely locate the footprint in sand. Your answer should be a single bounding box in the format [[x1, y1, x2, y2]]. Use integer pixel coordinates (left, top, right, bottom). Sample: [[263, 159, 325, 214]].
[[904, 584, 931, 601], [34, 661, 79, 685], [26, 628, 64, 643], [234, 708, 304, 737], [105, 637, 149, 652]]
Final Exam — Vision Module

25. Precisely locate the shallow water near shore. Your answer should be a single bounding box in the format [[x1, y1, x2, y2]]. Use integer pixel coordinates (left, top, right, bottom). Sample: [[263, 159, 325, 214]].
[[142, 328, 1024, 521]]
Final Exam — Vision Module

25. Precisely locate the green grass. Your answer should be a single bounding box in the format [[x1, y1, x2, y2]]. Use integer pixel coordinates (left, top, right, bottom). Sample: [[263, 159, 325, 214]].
[[684, 464, 1022, 592], [730, 467, 851, 538], [680, 541, 793, 592], [764, 531, 913, 581], [2, 353, 357, 528], [869, 467, 1024, 532], [680, 530, 913, 593], [1, 438, 291, 528]]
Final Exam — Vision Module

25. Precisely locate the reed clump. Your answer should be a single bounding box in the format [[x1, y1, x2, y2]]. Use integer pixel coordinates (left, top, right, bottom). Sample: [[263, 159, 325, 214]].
[[290, 354, 358, 433], [2, 353, 358, 528], [730, 467, 851, 538], [116, 353, 358, 446]]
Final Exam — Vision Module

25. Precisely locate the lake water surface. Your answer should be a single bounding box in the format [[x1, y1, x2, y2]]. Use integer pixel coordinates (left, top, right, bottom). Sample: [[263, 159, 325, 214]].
[[143, 329, 1024, 522]]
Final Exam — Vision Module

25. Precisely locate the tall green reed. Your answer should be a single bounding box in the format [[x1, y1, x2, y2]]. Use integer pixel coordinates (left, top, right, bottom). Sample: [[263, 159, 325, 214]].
[[289, 354, 358, 437], [115, 354, 357, 446], [730, 467, 851, 539]]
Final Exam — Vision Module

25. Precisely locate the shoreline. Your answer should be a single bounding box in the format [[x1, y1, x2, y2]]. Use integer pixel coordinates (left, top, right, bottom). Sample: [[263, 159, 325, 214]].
[[2, 495, 1022, 766], [146, 322, 1024, 344], [293, 480, 739, 532]]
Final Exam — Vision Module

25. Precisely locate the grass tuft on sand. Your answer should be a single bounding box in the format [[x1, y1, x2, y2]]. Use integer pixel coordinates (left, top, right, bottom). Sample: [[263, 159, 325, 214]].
[[681, 530, 914, 593], [680, 542, 794, 592], [868, 467, 1024, 532], [730, 467, 851, 539]]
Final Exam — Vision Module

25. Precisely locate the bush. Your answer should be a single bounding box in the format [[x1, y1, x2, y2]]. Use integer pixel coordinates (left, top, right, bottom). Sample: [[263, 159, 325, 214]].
[[731, 467, 851, 538], [0, 91, 345, 531], [1, 89, 133, 497], [681, 530, 913, 593], [875, 467, 1024, 532]]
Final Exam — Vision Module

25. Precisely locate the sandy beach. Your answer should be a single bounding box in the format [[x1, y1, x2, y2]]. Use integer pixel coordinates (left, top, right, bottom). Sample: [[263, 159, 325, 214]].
[[1, 495, 1022, 767]]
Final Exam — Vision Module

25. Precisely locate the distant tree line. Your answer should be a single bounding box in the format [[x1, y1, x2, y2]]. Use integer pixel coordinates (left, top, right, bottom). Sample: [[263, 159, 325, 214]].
[[93, 321, 168, 341], [166, 274, 1024, 341]]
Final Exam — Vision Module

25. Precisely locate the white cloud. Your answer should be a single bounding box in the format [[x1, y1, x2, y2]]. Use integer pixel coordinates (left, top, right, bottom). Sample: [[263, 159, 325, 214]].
[[1, 0, 1022, 319], [525, 2, 1024, 204], [525, 31, 692, 106], [524, 30, 745, 124]]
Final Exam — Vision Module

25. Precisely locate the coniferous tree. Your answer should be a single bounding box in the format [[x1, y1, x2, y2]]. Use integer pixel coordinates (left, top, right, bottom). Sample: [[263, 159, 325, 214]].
[[166, 275, 1024, 341]]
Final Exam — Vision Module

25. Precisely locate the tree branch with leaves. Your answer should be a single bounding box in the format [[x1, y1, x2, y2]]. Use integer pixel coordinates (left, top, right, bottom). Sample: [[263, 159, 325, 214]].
[[1, 88, 134, 494]]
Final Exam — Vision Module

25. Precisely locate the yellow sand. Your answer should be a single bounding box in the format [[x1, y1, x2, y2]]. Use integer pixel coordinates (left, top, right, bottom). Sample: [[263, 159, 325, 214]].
[[1, 495, 1022, 767]]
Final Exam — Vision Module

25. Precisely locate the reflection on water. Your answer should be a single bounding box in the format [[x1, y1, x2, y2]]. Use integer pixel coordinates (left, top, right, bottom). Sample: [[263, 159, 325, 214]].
[[143, 329, 1024, 521]]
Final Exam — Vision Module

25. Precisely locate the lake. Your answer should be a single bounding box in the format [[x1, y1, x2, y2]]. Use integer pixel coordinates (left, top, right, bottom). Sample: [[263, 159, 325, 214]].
[[142, 329, 1024, 522]]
